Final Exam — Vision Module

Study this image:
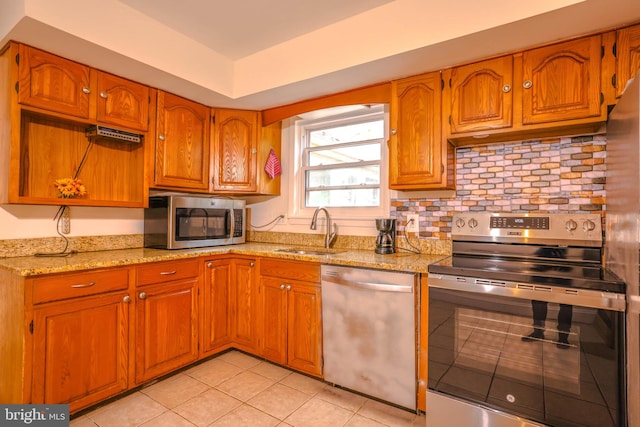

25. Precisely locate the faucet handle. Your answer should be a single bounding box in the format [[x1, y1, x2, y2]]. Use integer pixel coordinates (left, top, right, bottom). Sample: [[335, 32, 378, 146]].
[[327, 223, 338, 247]]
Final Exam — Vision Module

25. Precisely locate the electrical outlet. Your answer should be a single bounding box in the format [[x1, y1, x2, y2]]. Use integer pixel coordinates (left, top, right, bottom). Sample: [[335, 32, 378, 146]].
[[61, 206, 71, 234], [406, 214, 419, 233]]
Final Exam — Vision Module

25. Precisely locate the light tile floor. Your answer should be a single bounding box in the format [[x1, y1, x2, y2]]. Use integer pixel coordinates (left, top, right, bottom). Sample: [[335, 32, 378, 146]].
[[71, 350, 425, 427]]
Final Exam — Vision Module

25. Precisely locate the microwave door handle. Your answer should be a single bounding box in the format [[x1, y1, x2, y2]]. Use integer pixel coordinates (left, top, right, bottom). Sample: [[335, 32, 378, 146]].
[[229, 209, 234, 239]]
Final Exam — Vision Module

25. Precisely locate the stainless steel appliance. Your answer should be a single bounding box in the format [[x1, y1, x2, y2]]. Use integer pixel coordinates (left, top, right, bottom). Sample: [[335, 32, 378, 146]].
[[143, 195, 246, 249], [427, 212, 626, 427], [321, 265, 417, 410], [606, 73, 640, 427], [375, 218, 396, 254]]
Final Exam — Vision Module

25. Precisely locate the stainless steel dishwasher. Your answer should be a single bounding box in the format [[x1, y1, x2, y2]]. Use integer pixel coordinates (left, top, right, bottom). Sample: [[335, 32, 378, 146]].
[[321, 265, 417, 410]]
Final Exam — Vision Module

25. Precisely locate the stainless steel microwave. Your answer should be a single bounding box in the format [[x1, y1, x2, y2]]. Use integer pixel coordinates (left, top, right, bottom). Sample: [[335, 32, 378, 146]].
[[144, 195, 246, 249]]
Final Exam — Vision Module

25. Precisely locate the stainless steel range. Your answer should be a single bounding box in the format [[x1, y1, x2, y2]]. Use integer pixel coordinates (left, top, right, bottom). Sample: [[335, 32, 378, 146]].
[[427, 212, 626, 427]]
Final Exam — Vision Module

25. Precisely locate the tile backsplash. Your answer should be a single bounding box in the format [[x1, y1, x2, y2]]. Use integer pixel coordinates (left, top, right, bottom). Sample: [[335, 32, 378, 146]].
[[391, 135, 607, 240]]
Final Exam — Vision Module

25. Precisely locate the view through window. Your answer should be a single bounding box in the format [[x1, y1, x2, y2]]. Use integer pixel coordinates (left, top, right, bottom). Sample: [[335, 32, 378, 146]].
[[301, 108, 384, 208]]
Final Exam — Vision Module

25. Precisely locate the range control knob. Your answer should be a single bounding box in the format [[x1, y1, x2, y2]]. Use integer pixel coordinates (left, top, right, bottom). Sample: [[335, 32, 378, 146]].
[[583, 220, 596, 232], [455, 218, 466, 228], [468, 218, 478, 229], [565, 219, 578, 232]]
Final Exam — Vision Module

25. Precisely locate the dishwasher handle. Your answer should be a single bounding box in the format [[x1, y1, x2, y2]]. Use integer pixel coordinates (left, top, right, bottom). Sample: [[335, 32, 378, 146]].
[[321, 272, 413, 293]]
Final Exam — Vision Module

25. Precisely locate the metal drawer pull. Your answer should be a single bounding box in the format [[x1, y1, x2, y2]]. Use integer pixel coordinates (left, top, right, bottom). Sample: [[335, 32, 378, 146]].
[[71, 282, 96, 288], [160, 270, 177, 275]]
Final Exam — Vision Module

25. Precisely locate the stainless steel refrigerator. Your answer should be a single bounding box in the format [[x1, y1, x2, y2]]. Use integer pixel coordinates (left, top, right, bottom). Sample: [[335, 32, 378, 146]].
[[606, 73, 640, 427]]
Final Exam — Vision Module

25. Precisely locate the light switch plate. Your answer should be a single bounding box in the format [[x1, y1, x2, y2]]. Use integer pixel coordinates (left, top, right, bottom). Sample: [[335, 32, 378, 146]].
[[406, 214, 419, 233]]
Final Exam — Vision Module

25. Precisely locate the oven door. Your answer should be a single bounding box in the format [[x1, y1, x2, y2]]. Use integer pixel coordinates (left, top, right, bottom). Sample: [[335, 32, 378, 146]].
[[428, 274, 625, 427]]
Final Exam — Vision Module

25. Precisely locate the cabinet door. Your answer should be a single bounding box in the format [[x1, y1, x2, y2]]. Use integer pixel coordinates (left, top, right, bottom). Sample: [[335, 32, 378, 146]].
[[202, 259, 233, 355], [258, 277, 288, 365], [616, 24, 640, 98], [211, 109, 258, 192], [447, 56, 514, 133], [96, 72, 150, 131], [155, 92, 211, 190], [287, 281, 323, 376], [390, 72, 450, 190], [135, 279, 199, 383], [18, 44, 91, 118], [232, 258, 257, 352], [522, 35, 603, 125], [31, 292, 129, 412]]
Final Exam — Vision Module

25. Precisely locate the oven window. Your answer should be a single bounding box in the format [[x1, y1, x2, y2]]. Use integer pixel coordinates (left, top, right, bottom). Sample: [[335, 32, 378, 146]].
[[428, 288, 624, 427], [175, 208, 229, 240]]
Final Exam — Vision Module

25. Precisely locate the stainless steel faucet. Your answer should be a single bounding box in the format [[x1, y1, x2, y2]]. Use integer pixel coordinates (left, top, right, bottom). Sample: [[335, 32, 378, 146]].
[[310, 206, 337, 248]]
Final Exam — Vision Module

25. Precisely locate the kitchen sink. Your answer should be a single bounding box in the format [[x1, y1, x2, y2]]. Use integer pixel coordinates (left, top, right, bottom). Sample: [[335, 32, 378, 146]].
[[274, 247, 345, 256]]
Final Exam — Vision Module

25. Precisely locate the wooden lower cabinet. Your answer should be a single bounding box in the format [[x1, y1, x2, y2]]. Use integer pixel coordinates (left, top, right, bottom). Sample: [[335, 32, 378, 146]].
[[31, 292, 130, 413], [201, 257, 257, 356], [23, 267, 131, 414], [2, 255, 425, 414], [258, 259, 323, 377], [135, 264, 199, 384], [202, 258, 234, 355], [231, 258, 258, 352]]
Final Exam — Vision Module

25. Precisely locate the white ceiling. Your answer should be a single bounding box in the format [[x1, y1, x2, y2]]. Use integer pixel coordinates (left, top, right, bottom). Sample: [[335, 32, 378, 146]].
[[2, 0, 640, 111], [117, 0, 395, 59]]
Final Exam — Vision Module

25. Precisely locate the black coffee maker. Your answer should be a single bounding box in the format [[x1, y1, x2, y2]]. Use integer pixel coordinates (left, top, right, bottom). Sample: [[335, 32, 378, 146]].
[[375, 218, 396, 254]]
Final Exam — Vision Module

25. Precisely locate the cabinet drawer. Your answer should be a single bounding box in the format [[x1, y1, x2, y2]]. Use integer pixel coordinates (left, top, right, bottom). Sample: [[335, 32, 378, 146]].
[[260, 259, 320, 283], [32, 268, 129, 304], [137, 259, 199, 286]]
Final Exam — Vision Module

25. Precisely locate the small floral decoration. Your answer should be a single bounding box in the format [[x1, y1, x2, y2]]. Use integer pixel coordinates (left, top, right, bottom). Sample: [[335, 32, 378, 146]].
[[53, 177, 87, 198]]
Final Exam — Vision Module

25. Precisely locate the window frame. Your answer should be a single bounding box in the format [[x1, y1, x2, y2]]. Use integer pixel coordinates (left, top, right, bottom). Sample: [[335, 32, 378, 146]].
[[288, 105, 389, 221]]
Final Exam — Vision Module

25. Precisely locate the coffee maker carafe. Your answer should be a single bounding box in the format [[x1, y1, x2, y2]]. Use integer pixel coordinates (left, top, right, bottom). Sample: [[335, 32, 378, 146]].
[[375, 218, 396, 254]]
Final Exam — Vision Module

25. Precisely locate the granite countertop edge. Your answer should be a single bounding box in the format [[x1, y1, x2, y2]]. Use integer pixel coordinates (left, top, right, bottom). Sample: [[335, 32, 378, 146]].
[[0, 243, 447, 277]]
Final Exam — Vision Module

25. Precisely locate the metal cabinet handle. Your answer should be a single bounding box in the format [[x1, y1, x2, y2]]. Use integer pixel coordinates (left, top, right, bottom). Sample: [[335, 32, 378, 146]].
[[123, 295, 131, 303], [523, 80, 533, 89], [82, 87, 91, 94], [100, 91, 108, 99], [502, 84, 511, 93], [280, 284, 285, 290], [286, 284, 292, 291], [71, 282, 96, 288], [160, 270, 177, 275], [159, 135, 166, 141], [391, 128, 397, 135], [250, 262, 255, 267], [206, 262, 213, 268], [139, 292, 147, 300]]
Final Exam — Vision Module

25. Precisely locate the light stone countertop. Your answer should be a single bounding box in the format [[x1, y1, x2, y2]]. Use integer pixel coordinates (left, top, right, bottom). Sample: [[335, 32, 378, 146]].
[[0, 242, 447, 277]]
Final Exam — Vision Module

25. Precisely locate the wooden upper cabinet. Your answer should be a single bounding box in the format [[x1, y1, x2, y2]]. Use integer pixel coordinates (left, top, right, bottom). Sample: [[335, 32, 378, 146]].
[[154, 91, 211, 190], [18, 44, 91, 118], [211, 109, 258, 192], [522, 35, 603, 125], [445, 35, 606, 143], [389, 71, 454, 190], [447, 56, 514, 133], [616, 24, 640, 98], [96, 72, 150, 131]]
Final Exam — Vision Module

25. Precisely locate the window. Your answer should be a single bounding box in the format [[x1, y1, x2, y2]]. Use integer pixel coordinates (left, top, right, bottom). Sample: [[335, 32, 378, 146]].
[[291, 105, 388, 219]]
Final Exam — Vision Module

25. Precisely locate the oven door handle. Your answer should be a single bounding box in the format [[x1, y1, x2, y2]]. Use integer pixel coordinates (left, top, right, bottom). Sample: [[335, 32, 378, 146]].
[[427, 273, 626, 311]]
